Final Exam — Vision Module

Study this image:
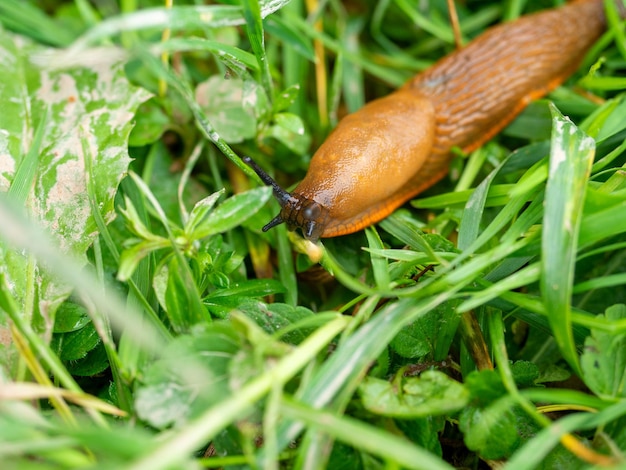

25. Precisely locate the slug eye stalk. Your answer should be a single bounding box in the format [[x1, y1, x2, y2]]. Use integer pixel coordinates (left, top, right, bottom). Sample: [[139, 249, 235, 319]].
[[242, 156, 329, 243]]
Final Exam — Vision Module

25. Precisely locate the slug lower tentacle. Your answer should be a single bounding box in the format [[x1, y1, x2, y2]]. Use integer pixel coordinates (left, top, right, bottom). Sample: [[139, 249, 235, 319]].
[[248, 0, 615, 243]]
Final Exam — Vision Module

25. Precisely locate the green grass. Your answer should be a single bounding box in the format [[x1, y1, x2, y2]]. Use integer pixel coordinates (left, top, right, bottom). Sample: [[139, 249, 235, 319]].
[[0, 0, 625, 468]]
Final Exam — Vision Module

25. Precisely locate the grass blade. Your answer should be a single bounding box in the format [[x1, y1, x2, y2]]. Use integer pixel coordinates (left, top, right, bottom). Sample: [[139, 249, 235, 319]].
[[540, 104, 595, 376], [281, 398, 453, 470]]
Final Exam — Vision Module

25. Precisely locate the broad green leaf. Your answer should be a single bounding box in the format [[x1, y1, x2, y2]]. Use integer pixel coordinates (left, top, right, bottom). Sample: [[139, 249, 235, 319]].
[[191, 186, 272, 239], [206, 280, 286, 302], [464, 369, 507, 405], [359, 371, 469, 418], [135, 382, 196, 430], [390, 301, 460, 361], [203, 280, 287, 317], [510, 361, 540, 388], [580, 304, 626, 399], [534, 364, 571, 384], [51, 323, 100, 361], [459, 397, 534, 460], [0, 31, 150, 315], [273, 84, 304, 113], [128, 98, 172, 147], [395, 417, 445, 458], [390, 317, 436, 359], [185, 190, 224, 236], [157, 257, 209, 331], [195, 76, 259, 143], [66, 342, 110, 377], [135, 325, 241, 429], [267, 112, 311, 154], [326, 443, 362, 470], [540, 105, 595, 376], [234, 300, 314, 345], [52, 301, 90, 333]]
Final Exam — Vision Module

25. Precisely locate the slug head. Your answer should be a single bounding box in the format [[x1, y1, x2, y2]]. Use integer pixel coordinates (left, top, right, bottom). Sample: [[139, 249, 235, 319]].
[[242, 156, 329, 242]]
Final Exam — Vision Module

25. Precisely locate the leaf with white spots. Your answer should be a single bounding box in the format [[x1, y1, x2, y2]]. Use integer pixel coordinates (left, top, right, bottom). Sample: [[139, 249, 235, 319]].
[[0, 30, 151, 314]]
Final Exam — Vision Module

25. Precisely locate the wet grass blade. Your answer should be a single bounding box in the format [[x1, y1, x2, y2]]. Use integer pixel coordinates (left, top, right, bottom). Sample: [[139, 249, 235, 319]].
[[540, 105, 595, 376], [241, 0, 274, 101]]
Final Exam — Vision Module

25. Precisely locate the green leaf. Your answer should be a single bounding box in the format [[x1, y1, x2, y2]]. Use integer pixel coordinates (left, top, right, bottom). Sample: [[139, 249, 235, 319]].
[[459, 397, 534, 460], [135, 324, 241, 429], [158, 257, 208, 331], [235, 300, 314, 345], [390, 301, 461, 361], [267, 112, 310, 154], [117, 238, 169, 282], [185, 190, 224, 235], [395, 417, 444, 457], [53, 301, 91, 333], [195, 76, 258, 143], [135, 382, 195, 430], [510, 360, 540, 388], [273, 84, 304, 113], [0, 31, 150, 315], [327, 443, 363, 470], [66, 342, 110, 377], [540, 105, 595, 376], [390, 319, 435, 359], [191, 186, 272, 239], [128, 98, 171, 147], [51, 322, 100, 361], [120, 196, 159, 242], [359, 371, 469, 418], [580, 304, 626, 399], [274, 113, 304, 136], [207, 280, 286, 301], [464, 370, 507, 405], [203, 279, 287, 317], [281, 397, 453, 470]]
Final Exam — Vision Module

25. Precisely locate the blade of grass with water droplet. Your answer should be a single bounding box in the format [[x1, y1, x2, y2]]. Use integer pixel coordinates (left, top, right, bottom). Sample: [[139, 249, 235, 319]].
[[541, 105, 595, 376], [241, 0, 274, 101]]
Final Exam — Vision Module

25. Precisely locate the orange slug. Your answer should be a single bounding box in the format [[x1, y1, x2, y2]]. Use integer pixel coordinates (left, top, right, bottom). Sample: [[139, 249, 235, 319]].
[[245, 0, 615, 242]]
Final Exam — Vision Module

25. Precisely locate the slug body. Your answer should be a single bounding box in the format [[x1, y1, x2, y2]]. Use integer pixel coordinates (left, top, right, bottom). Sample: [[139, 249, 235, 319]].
[[248, 0, 610, 242]]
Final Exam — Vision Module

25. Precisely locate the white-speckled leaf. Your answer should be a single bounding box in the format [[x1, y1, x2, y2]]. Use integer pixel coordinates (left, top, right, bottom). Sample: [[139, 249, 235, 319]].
[[0, 30, 151, 314]]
